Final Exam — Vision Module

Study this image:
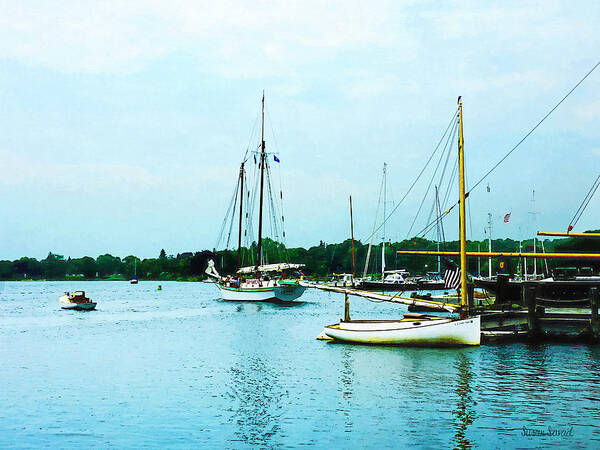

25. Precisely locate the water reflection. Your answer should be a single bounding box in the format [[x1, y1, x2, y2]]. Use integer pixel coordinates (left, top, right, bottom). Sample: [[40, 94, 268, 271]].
[[453, 352, 475, 450], [337, 347, 355, 433], [228, 355, 282, 448]]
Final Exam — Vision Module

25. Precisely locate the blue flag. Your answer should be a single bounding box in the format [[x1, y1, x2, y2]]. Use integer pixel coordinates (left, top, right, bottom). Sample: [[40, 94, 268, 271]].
[[274, 155, 280, 163]]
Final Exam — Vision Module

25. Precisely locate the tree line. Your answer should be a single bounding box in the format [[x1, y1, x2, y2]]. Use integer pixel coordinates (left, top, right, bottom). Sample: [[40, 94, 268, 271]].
[[2, 232, 597, 281], [0, 249, 214, 281]]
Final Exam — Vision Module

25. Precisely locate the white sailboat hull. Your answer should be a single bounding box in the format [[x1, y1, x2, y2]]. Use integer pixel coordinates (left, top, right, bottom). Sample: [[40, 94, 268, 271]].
[[273, 284, 306, 301], [217, 283, 276, 301], [324, 315, 480, 346], [217, 281, 306, 302]]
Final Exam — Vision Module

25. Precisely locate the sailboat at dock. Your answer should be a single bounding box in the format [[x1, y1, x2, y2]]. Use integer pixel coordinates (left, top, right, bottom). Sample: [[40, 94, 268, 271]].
[[205, 93, 306, 302], [322, 97, 481, 346]]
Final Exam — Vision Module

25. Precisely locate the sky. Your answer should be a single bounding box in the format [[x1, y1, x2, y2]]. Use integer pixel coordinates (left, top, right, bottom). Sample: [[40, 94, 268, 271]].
[[0, 0, 599, 260]]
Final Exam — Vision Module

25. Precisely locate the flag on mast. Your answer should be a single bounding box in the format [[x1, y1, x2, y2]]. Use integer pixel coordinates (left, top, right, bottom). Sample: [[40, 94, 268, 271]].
[[444, 262, 461, 290]]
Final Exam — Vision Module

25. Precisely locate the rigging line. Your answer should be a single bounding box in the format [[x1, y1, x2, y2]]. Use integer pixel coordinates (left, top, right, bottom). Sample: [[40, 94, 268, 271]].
[[467, 60, 600, 195], [363, 167, 386, 277], [433, 121, 457, 204], [569, 173, 600, 229], [273, 143, 289, 259], [466, 168, 473, 239], [406, 118, 458, 237], [424, 123, 458, 241], [225, 182, 240, 249], [417, 202, 457, 238], [424, 191, 438, 239], [266, 162, 284, 263], [363, 107, 459, 243], [245, 162, 261, 259], [243, 114, 260, 162], [266, 107, 282, 158], [437, 187, 447, 248], [215, 174, 241, 249], [418, 61, 600, 242], [266, 161, 281, 243], [441, 155, 458, 210], [417, 129, 460, 240]]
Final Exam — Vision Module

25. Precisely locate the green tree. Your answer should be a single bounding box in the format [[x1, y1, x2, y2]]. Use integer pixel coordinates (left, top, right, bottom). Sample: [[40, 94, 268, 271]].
[[41, 253, 67, 279], [96, 254, 122, 277]]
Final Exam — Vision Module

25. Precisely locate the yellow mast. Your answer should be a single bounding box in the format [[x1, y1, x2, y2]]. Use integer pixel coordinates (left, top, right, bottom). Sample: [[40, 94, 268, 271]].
[[458, 97, 468, 315], [537, 231, 600, 238], [397, 250, 600, 259]]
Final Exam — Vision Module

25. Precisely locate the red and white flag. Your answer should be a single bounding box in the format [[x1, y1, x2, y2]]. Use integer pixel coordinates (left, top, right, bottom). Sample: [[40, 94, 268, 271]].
[[504, 213, 511, 223]]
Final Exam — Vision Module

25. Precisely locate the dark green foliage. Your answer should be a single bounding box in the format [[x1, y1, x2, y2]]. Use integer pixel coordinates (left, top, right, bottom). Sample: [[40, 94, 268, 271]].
[[0, 232, 598, 280]]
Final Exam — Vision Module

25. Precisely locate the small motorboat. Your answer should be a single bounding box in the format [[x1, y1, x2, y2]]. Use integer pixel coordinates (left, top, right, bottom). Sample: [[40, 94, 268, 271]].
[[130, 278, 138, 284], [59, 291, 97, 310]]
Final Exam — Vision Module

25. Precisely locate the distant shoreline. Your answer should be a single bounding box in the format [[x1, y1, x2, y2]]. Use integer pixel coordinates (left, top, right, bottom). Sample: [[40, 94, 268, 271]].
[[0, 277, 208, 283]]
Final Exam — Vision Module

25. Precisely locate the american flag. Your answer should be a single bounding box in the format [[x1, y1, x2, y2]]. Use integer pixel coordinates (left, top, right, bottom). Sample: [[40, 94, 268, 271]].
[[444, 263, 462, 290], [504, 212, 511, 223]]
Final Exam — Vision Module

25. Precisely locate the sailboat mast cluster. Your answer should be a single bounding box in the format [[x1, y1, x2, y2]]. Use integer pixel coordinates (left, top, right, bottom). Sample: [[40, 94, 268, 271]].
[[207, 92, 306, 302]]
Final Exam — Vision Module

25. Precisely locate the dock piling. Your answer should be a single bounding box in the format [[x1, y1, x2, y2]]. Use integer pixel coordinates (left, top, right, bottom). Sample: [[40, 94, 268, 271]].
[[524, 285, 539, 338], [590, 287, 599, 339], [495, 274, 509, 305], [467, 284, 475, 309], [344, 292, 351, 322]]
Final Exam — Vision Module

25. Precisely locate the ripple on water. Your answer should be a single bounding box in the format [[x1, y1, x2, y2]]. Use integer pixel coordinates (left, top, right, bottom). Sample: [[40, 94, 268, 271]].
[[0, 281, 598, 448]]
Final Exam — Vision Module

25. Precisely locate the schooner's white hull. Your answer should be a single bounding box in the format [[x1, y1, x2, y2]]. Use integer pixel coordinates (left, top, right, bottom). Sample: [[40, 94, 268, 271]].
[[273, 284, 306, 301], [324, 315, 480, 346], [217, 283, 276, 301], [217, 281, 306, 302]]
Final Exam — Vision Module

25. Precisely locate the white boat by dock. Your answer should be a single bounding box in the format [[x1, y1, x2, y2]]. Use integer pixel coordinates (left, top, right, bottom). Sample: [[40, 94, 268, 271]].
[[323, 314, 480, 346], [59, 291, 97, 310], [319, 98, 481, 347]]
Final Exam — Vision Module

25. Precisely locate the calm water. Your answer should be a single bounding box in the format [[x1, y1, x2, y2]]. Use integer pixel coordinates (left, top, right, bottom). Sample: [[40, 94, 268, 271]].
[[1, 281, 599, 449]]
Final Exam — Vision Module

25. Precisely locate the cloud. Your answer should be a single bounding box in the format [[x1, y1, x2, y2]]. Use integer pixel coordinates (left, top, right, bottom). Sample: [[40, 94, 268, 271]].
[[0, 0, 415, 76]]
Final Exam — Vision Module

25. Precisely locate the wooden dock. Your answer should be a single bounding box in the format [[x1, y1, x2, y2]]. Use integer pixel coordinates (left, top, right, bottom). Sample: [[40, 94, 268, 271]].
[[479, 287, 600, 342], [317, 284, 600, 343]]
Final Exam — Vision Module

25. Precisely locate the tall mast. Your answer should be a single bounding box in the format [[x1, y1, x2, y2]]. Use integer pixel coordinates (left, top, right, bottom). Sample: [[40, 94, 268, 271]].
[[435, 185, 441, 274], [381, 162, 387, 278], [457, 97, 468, 315], [256, 92, 266, 270], [237, 161, 245, 268], [362, 163, 385, 278], [350, 196, 356, 279], [531, 189, 538, 277], [487, 213, 492, 278]]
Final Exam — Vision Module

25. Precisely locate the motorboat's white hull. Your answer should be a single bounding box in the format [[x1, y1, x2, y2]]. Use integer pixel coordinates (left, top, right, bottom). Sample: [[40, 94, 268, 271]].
[[59, 296, 97, 311], [324, 315, 480, 346]]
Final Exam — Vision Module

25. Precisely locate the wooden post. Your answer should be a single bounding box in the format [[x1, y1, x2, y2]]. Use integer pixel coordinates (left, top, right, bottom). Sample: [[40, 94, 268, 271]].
[[525, 285, 539, 338], [590, 287, 599, 339], [344, 292, 351, 322], [467, 283, 475, 310], [495, 274, 509, 305]]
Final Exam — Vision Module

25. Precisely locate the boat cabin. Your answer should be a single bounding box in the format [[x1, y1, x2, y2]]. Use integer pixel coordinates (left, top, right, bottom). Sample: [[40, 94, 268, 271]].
[[382, 270, 411, 284]]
